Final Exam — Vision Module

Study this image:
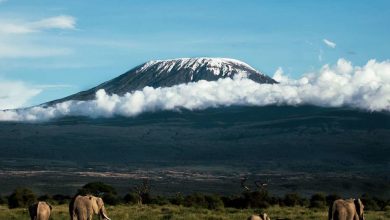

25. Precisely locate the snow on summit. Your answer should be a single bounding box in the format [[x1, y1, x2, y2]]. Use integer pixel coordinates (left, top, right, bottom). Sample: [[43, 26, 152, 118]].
[[138, 57, 262, 77]]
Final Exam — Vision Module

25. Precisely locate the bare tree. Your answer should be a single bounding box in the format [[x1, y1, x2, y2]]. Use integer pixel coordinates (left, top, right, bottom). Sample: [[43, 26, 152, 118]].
[[254, 179, 270, 192], [240, 176, 251, 192], [133, 179, 151, 204]]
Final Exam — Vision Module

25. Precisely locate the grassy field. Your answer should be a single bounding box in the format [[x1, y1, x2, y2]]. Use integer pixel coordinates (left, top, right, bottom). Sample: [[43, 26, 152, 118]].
[[1, 204, 389, 220]]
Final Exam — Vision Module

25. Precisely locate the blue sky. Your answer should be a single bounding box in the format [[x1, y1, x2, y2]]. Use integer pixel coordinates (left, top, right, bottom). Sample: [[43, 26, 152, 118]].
[[0, 0, 389, 108]]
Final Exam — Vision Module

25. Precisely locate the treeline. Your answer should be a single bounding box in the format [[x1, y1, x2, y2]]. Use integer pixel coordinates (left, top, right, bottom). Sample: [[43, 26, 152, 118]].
[[1, 181, 389, 212]]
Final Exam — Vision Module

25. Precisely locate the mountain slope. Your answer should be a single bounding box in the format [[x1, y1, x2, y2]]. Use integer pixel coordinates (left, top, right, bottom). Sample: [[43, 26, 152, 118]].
[[0, 106, 389, 196], [47, 58, 276, 104]]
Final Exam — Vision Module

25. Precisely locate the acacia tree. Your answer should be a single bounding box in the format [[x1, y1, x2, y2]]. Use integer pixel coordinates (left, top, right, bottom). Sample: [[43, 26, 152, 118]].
[[8, 188, 37, 209], [133, 179, 151, 204], [77, 182, 120, 205]]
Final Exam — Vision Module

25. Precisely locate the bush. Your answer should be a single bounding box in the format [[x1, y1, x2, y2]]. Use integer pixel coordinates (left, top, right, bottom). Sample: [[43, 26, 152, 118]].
[[282, 193, 305, 207], [8, 188, 37, 209], [309, 193, 326, 208], [38, 194, 51, 201], [151, 195, 170, 206], [204, 195, 224, 210], [222, 196, 247, 209], [184, 193, 208, 208], [140, 192, 152, 204], [243, 191, 270, 209], [170, 193, 184, 206], [0, 195, 6, 204], [124, 193, 139, 205], [361, 194, 381, 211], [52, 194, 72, 205], [123, 191, 152, 205], [103, 193, 121, 205], [182, 193, 224, 210]]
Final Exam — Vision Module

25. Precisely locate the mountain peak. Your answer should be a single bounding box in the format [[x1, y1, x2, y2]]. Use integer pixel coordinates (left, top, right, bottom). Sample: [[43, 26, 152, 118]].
[[137, 57, 262, 78], [47, 57, 276, 104]]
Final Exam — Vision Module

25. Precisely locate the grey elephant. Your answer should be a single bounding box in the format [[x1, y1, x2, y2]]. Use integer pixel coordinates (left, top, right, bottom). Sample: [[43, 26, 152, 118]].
[[69, 195, 111, 220], [28, 201, 52, 220], [329, 198, 365, 220], [247, 213, 271, 220]]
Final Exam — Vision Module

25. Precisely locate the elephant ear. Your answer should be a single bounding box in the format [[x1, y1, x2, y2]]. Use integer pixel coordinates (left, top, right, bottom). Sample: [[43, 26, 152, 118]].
[[90, 196, 99, 214], [354, 198, 364, 219], [96, 197, 104, 209]]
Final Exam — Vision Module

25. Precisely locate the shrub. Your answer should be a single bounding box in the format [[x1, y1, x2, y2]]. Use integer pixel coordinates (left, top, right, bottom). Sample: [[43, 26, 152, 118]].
[[8, 188, 37, 209], [182, 193, 224, 210], [170, 193, 185, 206], [282, 193, 305, 207], [184, 193, 208, 208], [38, 194, 51, 201], [52, 194, 72, 205], [361, 194, 380, 211], [205, 195, 224, 210], [243, 191, 270, 209], [140, 192, 152, 204], [151, 195, 170, 206], [0, 195, 6, 204], [309, 193, 326, 208], [103, 193, 121, 205], [123, 193, 139, 204], [222, 195, 247, 209]]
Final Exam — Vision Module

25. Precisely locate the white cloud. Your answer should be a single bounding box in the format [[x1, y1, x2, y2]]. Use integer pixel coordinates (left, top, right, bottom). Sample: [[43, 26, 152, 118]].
[[0, 15, 76, 58], [1, 58, 389, 122], [0, 79, 41, 110], [272, 67, 289, 83], [0, 15, 76, 34], [0, 42, 72, 58], [0, 23, 33, 34], [30, 15, 76, 30], [323, 39, 336, 48]]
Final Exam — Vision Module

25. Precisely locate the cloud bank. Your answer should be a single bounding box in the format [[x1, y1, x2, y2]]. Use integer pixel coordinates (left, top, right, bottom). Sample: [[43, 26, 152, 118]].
[[1, 58, 389, 121]]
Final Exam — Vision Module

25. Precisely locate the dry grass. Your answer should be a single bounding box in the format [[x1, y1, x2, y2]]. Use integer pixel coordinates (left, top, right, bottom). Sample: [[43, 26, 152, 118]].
[[0, 204, 389, 220]]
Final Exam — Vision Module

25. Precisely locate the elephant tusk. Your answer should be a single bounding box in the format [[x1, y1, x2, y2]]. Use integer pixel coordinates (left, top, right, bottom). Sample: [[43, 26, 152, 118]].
[[102, 212, 111, 220]]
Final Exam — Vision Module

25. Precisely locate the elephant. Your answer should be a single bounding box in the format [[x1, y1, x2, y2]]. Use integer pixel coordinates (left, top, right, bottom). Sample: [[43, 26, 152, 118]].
[[28, 201, 52, 220], [329, 198, 365, 220], [247, 213, 271, 220], [69, 195, 111, 220]]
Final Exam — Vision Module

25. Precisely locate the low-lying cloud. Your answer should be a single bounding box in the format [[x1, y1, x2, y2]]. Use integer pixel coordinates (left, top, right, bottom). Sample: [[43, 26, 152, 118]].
[[1, 58, 389, 121]]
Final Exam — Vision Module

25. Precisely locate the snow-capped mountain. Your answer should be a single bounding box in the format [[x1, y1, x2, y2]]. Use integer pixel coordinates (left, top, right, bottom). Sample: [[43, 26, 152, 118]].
[[48, 57, 276, 103]]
